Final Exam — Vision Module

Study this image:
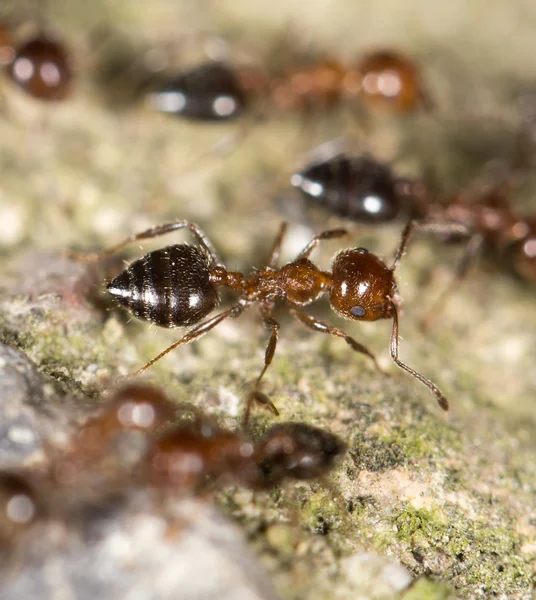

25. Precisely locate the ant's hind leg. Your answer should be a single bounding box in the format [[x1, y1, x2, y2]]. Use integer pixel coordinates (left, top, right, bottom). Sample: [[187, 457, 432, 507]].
[[420, 233, 484, 331], [289, 308, 385, 374], [390, 220, 473, 272], [388, 300, 448, 410], [67, 220, 222, 266]]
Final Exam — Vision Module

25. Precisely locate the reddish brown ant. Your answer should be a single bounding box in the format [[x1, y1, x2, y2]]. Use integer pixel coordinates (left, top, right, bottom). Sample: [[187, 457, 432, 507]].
[[50, 383, 346, 492], [292, 149, 536, 319], [70, 219, 449, 411], [146, 48, 430, 121]]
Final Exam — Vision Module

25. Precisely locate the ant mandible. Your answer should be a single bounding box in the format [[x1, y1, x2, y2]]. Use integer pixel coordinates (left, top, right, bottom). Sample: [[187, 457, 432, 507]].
[[70, 220, 448, 411]]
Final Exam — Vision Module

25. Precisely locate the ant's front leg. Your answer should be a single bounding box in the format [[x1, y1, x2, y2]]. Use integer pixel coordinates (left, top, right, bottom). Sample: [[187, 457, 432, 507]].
[[289, 307, 386, 374]]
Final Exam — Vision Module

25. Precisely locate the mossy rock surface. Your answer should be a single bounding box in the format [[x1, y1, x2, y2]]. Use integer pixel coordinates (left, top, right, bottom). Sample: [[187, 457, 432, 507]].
[[0, 1, 535, 599]]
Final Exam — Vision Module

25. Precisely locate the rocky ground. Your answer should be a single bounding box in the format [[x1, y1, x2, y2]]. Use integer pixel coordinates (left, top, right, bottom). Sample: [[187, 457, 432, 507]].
[[0, 1, 534, 599]]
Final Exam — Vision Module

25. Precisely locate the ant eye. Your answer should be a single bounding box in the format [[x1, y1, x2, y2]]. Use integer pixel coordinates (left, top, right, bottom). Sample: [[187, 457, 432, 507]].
[[351, 305, 367, 318]]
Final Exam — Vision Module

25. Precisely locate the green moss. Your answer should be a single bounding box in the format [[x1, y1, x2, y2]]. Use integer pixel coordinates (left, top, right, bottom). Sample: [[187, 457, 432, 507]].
[[393, 506, 532, 596], [401, 579, 457, 600]]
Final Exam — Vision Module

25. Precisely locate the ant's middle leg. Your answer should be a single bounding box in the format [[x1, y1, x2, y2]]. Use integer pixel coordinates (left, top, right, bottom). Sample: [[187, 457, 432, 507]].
[[243, 304, 281, 425], [289, 308, 385, 374], [68, 220, 222, 266]]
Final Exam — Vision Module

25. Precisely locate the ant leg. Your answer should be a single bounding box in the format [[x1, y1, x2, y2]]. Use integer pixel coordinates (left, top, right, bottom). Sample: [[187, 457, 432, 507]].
[[289, 308, 385, 374], [243, 305, 281, 425], [297, 229, 349, 260], [388, 300, 448, 411], [267, 222, 289, 268], [255, 309, 281, 387], [421, 233, 484, 331], [133, 303, 243, 377], [390, 221, 414, 271], [242, 390, 279, 428], [390, 220, 472, 271], [68, 220, 222, 266]]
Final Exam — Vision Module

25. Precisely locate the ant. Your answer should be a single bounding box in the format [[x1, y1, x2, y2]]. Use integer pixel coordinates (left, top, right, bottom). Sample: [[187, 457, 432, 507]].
[[51, 383, 346, 492], [291, 149, 536, 321], [146, 48, 430, 121], [0, 19, 73, 101], [70, 219, 449, 411]]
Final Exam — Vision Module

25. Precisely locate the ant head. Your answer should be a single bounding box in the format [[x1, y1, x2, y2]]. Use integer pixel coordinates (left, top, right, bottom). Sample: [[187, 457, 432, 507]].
[[292, 155, 401, 223], [255, 422, 346, 482], [147, 62, 247, 121], [354, 50, 423, 113], [330, 248, 395, 321], [9, 34, 73, 101], [510, 217, 536, 282]]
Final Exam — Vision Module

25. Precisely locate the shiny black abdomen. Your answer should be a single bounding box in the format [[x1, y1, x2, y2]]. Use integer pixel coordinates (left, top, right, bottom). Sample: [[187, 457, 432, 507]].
[[107, 244, 219, 328], [292, 155, 401, 223], [149, 62, 247, 121]]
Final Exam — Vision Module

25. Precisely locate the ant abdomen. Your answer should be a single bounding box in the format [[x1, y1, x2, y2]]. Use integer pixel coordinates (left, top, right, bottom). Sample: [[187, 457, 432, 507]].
[[107, 244, 219, 328], [291, 155, 402, 223], [148, 62, 247, 121]]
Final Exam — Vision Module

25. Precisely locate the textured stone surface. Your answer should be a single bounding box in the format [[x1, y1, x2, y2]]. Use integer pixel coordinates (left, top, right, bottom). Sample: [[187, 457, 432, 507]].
[[0, 493, 281, 600], [0, 1, 534, 599]]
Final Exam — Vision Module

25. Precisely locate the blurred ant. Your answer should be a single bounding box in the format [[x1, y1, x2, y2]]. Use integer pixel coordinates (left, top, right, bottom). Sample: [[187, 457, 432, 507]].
[[146, 48, 430, 121], [0, 18, 73, 101], [292, 147, 536, 323], [1, 383, 346, 549], [70, 219, 450, 411], [52, 383, 346, 492]]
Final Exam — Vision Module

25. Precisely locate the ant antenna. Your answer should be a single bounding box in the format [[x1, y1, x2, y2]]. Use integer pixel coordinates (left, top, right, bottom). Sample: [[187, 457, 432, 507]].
[[389, 300, 449, 410]]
